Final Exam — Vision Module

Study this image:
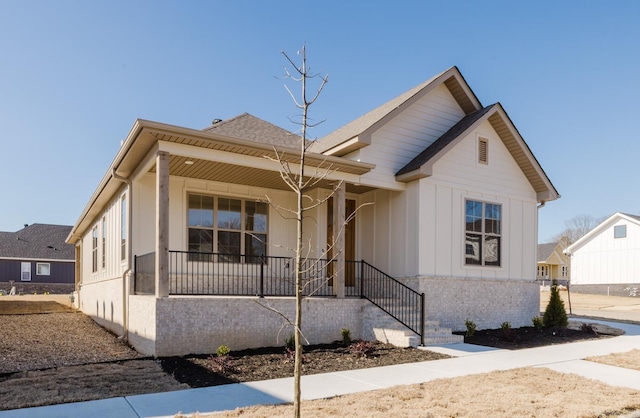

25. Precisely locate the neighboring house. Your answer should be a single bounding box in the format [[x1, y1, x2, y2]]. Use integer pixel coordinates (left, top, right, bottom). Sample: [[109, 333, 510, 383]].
[[537, 241, 569, 284], [66, 66, 559, 357], [565, 212, 640, 296], [0, 224, 75, 294]]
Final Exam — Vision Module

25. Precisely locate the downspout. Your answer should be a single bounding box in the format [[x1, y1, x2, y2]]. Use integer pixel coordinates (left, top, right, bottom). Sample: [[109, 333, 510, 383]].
[[112, 168, 133, 341]]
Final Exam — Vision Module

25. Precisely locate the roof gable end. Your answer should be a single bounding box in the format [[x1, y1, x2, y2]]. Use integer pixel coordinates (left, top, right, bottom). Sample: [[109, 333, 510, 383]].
[[311, 66, 483, 156]]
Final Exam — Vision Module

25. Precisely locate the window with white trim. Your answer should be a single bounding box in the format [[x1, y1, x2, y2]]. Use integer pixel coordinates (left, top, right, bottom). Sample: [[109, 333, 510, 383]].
[[188, 194, 268, 262], [101, 217, 106, 269], [36, 263, 50, 276], [121, 195, 127, 261], [92, 226, 98, 272], [465, 200, 501, 266], [614, 225, 627, 239]]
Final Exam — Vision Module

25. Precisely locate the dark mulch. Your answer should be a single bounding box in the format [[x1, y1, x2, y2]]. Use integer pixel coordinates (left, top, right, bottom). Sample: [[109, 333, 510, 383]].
[[160, 342, 449, 388], [456, 322, 622, 350]]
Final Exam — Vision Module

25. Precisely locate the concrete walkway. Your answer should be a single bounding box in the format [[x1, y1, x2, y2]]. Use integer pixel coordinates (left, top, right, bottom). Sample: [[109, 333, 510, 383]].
[[1, 317, 639, 418]]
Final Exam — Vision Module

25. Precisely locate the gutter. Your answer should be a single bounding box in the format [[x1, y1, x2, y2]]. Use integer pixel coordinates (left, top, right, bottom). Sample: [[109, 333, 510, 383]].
[[112, 168, 133, 342]]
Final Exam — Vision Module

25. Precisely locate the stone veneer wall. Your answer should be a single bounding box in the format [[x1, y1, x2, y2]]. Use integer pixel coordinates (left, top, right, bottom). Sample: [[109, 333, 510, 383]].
[[401, 276, 539, 332], [569, 283, 640, 298], [143, 297, 365, 357], [77, 277, 126, 337]]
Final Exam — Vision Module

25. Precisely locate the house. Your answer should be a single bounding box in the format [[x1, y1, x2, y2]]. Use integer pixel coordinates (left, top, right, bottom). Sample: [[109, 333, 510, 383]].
[[564, 212, 640, 296], [537, 241, 570, 285], [0, 223, 75, 294], [66, 66, 559, 356]]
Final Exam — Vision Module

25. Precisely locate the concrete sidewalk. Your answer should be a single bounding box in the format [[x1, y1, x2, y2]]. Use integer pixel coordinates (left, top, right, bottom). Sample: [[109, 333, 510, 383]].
[[1, 318, 639, 418]]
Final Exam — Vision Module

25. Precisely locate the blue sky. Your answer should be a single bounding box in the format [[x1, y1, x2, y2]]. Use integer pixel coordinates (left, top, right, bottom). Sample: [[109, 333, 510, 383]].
[[1, 1, 639, 242]]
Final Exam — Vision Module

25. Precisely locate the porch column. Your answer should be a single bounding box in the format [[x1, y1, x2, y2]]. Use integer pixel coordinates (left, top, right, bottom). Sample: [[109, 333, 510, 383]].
[[155, 151, 170, 298], [333, 182, 346, 298]]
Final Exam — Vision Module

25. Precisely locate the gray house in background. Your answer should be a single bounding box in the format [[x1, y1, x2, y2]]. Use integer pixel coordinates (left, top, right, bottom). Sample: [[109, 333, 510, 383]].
[[0, 224, 75, 294]]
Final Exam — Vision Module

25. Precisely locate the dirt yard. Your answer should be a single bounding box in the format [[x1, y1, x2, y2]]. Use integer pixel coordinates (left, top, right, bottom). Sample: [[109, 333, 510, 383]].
[[1, 293, 640, 416]]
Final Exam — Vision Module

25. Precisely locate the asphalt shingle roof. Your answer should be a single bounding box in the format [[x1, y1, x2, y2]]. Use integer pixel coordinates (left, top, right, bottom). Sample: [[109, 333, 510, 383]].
[[537, 242, 560, 263], [0, 224, 75, 260], [202, 113, 303, 149]]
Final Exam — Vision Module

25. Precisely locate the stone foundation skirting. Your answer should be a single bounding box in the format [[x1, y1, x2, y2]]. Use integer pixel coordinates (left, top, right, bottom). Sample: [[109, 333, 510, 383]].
[[136, 296, 366, 357], [400, 276, 540, 332], [0, 281, 74, 295], [569, 283, 640, 298]]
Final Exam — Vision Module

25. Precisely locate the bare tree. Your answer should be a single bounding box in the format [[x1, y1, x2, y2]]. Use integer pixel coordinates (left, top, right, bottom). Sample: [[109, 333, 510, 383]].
[[552, 214, 607, 245]]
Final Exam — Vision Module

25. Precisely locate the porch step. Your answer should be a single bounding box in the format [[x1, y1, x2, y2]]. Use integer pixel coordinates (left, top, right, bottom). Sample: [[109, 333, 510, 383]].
[[364, 304, 463, 348]]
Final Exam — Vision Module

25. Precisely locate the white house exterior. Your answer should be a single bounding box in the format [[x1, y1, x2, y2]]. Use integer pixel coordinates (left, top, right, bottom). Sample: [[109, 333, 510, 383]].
[[67, 66, 559, 357], [565, 212, 640, 296]]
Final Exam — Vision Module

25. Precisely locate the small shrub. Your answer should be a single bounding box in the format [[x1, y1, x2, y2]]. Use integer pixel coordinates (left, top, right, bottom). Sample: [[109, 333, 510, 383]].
[[208, 347, 236, 375], [532, 316, 544, 330], [349, 340, 375, 358], [543, 279, 569, 328], [284, 333, 295, 351], [216, 345, 231, 357], [580, 323, 599, 336], [500, 321, 516, 342], [341, 328, 352, 346], [464, 319, 477, 337]]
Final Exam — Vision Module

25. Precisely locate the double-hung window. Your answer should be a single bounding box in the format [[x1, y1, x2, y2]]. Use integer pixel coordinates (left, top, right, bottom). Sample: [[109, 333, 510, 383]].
[[92, 226, 98, 272], [188, 194, 267, 262], [465, 200, 501, 267]]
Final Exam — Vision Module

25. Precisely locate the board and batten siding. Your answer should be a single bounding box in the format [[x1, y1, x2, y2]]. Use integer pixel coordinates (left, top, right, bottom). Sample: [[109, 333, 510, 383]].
[[570, 220, 640, 285], [416, 120, 538, 280], [347, 84, 466, 190]]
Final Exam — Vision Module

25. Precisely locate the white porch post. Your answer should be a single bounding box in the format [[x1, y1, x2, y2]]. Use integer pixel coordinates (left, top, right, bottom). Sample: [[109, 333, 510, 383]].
[[333, 182, 346, 298], [155, 151, 170, 298]]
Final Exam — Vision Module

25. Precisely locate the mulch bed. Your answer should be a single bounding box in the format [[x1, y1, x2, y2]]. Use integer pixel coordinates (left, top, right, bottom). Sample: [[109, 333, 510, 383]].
[[160, 342, 448, 387]]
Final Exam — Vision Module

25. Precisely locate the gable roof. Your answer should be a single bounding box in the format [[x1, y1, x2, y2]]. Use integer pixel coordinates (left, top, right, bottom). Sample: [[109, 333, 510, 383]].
[[396, 105, 497, 177], [537, 242, 560, 263], [0, 224, 75, 261], [310, 66, 482, 156], [202, 113, 303, 148], [566, 212, 640, 254], [394, 101, 559, 202]]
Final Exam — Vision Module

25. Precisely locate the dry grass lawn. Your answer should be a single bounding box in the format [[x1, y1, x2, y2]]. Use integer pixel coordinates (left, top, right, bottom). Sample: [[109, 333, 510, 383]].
[[587, 349, 640, 372], [203, 367, 640, 418]]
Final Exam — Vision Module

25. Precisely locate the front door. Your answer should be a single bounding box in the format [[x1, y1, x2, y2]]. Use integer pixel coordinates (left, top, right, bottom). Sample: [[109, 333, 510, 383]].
[[327, 197, 356, 286]]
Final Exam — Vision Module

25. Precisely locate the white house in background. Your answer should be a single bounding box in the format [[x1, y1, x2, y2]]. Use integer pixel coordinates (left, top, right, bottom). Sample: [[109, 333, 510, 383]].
[[66, 66, 559, 357], [565, 212, 640, 296]]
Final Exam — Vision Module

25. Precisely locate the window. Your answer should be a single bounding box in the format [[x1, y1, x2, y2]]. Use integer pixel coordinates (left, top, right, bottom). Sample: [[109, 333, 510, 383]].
[[36, 263, 50, 276], [92, 226, 98, 272], [121, 195, 127, 261], [188, 194, 268, 262], [101, 217, 106, 269], [614, 225, 627, 239], [465, 200, 501, 266], [478, 138, 488, 164], [562, 266, 567, 277]]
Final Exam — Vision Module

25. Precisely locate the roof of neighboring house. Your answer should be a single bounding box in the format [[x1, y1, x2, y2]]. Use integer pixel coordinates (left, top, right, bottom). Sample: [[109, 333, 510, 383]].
[[310, 66, 482, 155], [202, 113, 303, 149], [0, 224, 75, 261], [396, 105, 497, 177], [566, 212, 640, 254], [538, 242, 560, 263]]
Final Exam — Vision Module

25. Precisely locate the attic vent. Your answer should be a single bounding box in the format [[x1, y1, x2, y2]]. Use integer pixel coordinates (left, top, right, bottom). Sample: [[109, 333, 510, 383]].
[[211, 118, 222, 125], [478, 138, 488, 164]]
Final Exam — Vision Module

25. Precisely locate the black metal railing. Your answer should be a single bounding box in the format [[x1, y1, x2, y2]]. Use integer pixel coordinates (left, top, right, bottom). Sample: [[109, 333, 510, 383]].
[[167, 251, 360, 297], [134, 252, 155, 295], [359, 260, 425, 346], [133, 251, 422, 344]]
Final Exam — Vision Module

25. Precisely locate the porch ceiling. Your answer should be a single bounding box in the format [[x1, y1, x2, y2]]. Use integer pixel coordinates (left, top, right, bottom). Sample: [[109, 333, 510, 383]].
[[150, 154, 374, 194]]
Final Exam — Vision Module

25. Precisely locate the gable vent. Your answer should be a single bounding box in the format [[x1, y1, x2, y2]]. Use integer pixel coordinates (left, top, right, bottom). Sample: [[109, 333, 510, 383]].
[[478, 138, 488, 164]]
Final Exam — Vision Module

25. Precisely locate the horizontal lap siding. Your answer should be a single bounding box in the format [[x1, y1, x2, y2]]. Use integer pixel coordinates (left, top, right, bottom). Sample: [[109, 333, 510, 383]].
[[352, 85, 465, 189]]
